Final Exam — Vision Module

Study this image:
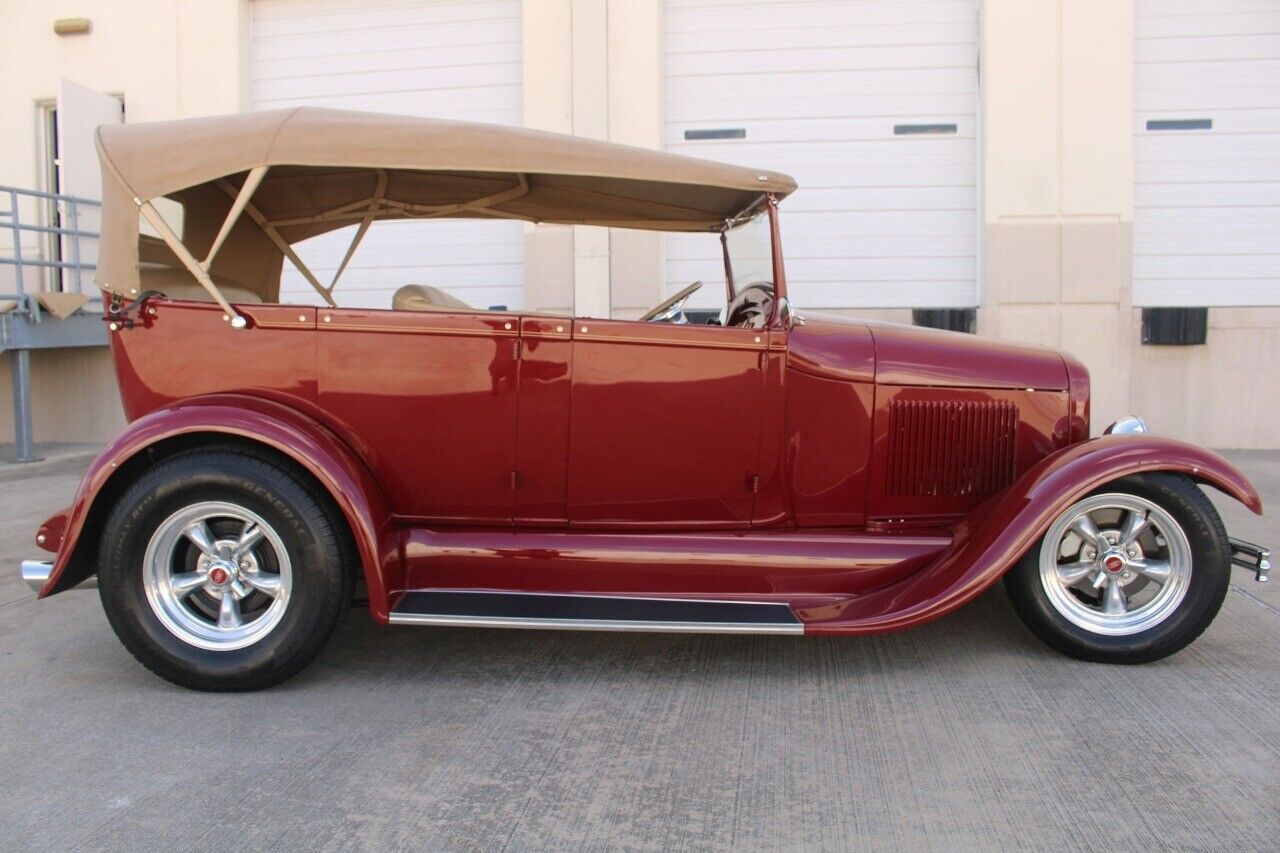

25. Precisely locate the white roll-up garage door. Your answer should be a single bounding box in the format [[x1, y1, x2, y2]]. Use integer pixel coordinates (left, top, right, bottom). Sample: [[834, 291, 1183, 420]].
[[1135, 1, 1280, 307], [663, 0, 979, 310], [250, 0, 524, 309]]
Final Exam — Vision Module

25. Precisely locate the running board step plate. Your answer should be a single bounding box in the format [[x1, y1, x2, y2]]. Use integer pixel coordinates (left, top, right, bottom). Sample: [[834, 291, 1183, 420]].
[[390, 591, 804, 634]]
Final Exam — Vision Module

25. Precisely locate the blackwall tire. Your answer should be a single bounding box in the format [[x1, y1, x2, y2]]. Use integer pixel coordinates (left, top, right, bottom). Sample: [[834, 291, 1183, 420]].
[[1003, 472, 1230, 664], [97, 447, 353, 691]]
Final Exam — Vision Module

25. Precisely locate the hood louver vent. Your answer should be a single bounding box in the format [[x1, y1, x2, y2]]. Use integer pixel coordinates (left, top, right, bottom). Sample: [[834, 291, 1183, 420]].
[[886, 400, 1018, 498]]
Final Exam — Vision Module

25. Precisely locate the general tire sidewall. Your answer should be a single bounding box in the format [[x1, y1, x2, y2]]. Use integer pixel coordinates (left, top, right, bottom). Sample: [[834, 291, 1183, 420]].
[[99, 455, 343, 686], [1006, 473, 1230, 662]]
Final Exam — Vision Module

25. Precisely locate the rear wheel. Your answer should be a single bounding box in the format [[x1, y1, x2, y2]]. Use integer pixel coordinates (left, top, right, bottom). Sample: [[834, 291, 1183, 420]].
[[1004, 473, 1230, 663], [98, 447, 353, 690]]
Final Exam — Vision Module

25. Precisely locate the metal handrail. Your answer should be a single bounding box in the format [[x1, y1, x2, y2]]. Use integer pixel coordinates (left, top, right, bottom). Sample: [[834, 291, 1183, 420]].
[[0, 185, 102, 317], [1, 185, 103, 464]]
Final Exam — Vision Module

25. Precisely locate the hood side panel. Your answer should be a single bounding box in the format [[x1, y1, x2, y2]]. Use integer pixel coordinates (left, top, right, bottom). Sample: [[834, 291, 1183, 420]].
[[868, 321, 1069, 391]]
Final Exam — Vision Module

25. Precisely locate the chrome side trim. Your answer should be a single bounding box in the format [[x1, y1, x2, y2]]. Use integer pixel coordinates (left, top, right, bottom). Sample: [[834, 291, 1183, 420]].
[[21, 560, 52, 593], [389, 590, 805, 634], [387, 612, 804, 634]]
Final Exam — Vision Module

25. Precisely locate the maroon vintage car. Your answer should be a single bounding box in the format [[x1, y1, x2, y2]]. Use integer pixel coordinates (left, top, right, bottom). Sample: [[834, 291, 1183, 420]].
[[20, 108, 1270, 690]]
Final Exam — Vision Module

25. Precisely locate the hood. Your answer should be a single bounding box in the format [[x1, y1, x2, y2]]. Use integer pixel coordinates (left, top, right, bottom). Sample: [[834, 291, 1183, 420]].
[[788, 313, 1069, 391], [868, 320, 1068, 390]]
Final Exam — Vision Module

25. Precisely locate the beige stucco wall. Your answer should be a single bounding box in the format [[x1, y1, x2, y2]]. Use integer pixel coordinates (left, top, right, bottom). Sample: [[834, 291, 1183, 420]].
[[1, 0, 1275, 448], [979, 0, 1280, 446], [0, 0, 247, 445]]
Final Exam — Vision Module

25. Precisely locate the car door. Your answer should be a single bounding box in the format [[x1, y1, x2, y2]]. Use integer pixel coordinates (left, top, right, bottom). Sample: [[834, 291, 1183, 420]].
[[566, 319, 769, 527], [316, 307, 520, 523]]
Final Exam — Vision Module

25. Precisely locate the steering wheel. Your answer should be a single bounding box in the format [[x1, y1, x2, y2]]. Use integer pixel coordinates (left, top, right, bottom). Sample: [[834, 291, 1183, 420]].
[[725, 282, 775, 328], [640, 280, 702, 323]]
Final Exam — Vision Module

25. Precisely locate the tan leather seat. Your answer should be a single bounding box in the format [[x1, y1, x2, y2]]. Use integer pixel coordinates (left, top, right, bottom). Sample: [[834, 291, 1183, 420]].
[[392, 284, 476, 312], [139, 265, 264, 304]]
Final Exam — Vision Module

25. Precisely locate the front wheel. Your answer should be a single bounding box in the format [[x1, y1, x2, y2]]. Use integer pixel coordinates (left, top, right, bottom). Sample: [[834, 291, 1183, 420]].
[[98, 447, 353, 690], [1004, 473, 1231, 663]]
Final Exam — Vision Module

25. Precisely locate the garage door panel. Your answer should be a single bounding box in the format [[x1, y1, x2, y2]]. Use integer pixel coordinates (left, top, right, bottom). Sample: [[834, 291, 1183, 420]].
[[665, 0, 977, 309], [254, 63, 521, 104], [1136, 231, 1280, 256], [252, 0, 524, 309], [800, 280, 978, 309], [1135, 0, 1280, 306], [1137, 33, 1280, 64], [667, 43, 975, 74], [253, 21, 518, 61], [668, 0, 976, 28], [667, 68, 976, 106], [254, 35, 521, 78], [667, 118, 976, 147], [1137, 180, 1280, 208], [1136, 155, 1280, 184], [253, 0, 518, 32], [1137, 10, 1280, 39], [1136, 108, 1280, 135], [1135, 279, 1280, 307]]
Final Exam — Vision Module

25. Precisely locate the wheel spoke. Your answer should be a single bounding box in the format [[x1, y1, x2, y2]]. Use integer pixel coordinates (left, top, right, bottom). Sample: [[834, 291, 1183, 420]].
[[1120, 510, 1151, 546], [242, 570, 283, 597], [1069, 515, 1104, 549], [169, 571, 207, 596], [1134, 559, 1173, 584], [183, 521, 219, 558], [217, 591, 243, 629], [1103, 578, 1128, 615], [232, 522, 265, 559], [1056, 561, 1096, 585]]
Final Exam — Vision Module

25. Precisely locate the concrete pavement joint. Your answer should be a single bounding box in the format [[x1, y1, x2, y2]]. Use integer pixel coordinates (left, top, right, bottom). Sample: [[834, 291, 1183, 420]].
[[1229, 584, 1280, 618]]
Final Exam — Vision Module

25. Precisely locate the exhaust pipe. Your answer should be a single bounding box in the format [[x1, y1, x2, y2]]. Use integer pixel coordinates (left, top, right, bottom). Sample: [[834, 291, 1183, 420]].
[[19, 560, 97, 594]]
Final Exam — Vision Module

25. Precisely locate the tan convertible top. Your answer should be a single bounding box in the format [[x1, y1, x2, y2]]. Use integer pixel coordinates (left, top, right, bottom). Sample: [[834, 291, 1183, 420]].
[[95, 107, 796, 312]]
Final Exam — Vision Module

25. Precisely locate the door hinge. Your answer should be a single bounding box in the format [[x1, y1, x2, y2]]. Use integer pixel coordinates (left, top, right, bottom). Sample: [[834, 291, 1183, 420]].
[[750, 474, 760, 493], [510, 470, 518, 490], [512, 338, 521, 360]]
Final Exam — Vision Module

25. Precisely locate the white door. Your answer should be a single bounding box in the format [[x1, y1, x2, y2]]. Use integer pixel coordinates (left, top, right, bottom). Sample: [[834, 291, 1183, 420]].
[[250, 0, 524, 309], [56, 79, 123, 293], [1134, 1, 1280, 307], [663, 0, 979, 310]]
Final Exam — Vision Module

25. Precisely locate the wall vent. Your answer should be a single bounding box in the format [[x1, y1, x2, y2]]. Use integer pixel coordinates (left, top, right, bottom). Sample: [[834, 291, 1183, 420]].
[[886, 400, 1018, 498], [1141, 307, 1207, 346]]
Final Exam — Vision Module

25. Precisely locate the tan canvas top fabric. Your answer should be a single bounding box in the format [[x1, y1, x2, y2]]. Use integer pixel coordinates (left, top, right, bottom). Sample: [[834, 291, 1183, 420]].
[[95, 107, 795, 301]]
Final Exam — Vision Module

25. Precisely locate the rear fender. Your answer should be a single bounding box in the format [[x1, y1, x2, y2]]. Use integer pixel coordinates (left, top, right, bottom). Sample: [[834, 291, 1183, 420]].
[[38, 394, 400, 622], [803, 434, 1262, 633]]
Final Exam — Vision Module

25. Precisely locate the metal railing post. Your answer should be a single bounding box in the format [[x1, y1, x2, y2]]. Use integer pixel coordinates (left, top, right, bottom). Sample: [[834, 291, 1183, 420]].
[[67, 197, 82, 293], [9, 190, 25, 309], [10, 348, 38, 463]]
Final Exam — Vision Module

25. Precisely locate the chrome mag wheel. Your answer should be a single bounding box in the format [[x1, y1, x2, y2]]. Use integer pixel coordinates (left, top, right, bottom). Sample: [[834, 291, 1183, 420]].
[[1038, 493, 1193, 636], [143, 501, 293, 651]]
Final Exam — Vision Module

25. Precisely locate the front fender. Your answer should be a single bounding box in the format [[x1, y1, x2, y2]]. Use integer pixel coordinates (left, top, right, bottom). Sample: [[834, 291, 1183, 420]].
[[803, 434, 1262, 634], [38, 394, 399, 622]]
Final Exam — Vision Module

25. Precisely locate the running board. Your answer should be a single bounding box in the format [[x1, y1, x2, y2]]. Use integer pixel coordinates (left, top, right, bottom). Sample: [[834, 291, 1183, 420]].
[[389, 591, 804, 634]]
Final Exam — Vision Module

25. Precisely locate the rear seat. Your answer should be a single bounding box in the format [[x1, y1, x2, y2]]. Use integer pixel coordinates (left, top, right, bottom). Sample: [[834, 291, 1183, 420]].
[[392, 284, 482, 313]]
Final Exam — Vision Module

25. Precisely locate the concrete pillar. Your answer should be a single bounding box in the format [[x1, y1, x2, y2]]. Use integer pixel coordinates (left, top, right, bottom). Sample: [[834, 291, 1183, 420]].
[[606, 0, 663, 319], [521, 0, 664, 317], [980, 0, 1135, 431]]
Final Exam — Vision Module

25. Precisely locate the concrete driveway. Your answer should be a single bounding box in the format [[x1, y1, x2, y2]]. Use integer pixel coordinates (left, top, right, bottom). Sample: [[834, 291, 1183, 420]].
[[1, 453, 1277, 850]]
